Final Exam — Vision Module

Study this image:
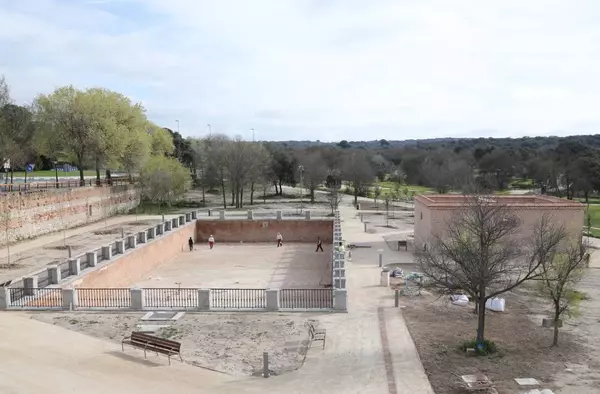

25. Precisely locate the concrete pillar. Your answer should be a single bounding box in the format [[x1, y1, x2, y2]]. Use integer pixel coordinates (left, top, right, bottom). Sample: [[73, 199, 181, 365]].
[[266, 289, 279, 311], [305, 210, 311, 220], [380, 270, 390, 287], [333, 268, 346, 278], [62, 288, 77, 310], [138, 231, 147, 244], [276, 210, 282, 220], [334, 277, 346, 289], [179, 215, 185, 226], [116, 240, 125, 254], [334, 289, 348, 311], [48, 265, 61, 284], [68, 245, 73, 258], [185, 213, 191, 222], [127, 235, 137, 249], [148, 227, 156, 239], [208, 209, 212, 217], [164, 220, 172, 231], [102, 244, 112, 260], [130, 288, 144, 310], [247, 210, 254, 220], [364, 222, 367, 232], [172, 218, 179, 228], [157, 223, 164, 235], [68, 258, 81, 276], [378, 249, 384, 267], [219, 210, 225, 220], [86, 251, 98, 268], [333, 259, 345, 269], [191, 211, 198, 220], [198, 289, 211, 311], [0, 287, 11, 309], [23, 276, 38, 296]]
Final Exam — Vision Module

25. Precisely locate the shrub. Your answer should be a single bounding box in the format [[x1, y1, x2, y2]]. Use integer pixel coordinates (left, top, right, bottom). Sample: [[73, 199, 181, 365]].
[[460, 339, 498, 356]]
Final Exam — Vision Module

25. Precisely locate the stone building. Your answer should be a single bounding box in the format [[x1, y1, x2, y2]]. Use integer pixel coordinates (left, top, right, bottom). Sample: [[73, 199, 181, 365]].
[[414, 194, 585, 249]]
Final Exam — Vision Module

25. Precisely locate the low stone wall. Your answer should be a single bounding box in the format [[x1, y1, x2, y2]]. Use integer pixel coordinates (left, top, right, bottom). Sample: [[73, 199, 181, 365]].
[[195, 219, 333, 243], [0, 184, 139, 246]]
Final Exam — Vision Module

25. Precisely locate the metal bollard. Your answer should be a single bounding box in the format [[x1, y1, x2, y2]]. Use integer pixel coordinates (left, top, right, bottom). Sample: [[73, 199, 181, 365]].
[[121, 227, 125, 239], [364, 222, 367, 232], [395, 289, 399, 307], [263, 352, 269, 378], [68, 245, 72, 258]]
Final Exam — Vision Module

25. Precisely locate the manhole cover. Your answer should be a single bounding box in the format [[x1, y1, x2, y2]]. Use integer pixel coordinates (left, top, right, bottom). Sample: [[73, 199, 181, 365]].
[[146, 311, 177, 321]]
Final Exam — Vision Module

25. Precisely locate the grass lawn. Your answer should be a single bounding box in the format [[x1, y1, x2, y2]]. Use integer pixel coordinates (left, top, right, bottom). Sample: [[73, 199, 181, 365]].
[[376, 182, 432, 193], [5, 170, 97, 178]]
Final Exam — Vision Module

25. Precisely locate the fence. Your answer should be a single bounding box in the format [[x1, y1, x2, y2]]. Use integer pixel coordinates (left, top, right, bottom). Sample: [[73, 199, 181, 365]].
[[210, 288, 267, 309], [144, 288, 197, 309], [8, 287, 62, 308], [77, 288, 131, 308], [280, 289, 334, 309], [0, 176, 134, 193]]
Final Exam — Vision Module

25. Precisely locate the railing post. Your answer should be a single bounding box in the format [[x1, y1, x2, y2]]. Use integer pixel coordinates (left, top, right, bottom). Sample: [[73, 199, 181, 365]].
[[191, 211, 198, 220], [62, 288, 78, 310], [266, 289, 279, 311], [247, 210, 254, 220], [305, 210, 311, 220], [102, 244, 113, 260], [172, 218, 179, 228], [219, 210, 225, 220], [138, 231, 147, 244], [148, 227, 156, 239], [116, 240, 125, 254], [198, 289, 211, 311], [130, 288, 144, 310], [127, 234, 137, 249], [157, 223, 164, 235], [276, 210, 282, 220], [0, 287, 11, 309], [86, 251, 98, 268], [185, 213, 191, 222], [48, 265, 61, 284], [68, 258, 81, 276], [23, 276, 38, 296], [179, 215, 185, 226], [164, 220, 172, 232]]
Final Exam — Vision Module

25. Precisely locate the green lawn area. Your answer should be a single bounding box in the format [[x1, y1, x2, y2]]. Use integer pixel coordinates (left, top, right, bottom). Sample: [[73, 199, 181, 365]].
[[376, 182, 432, 193], [5, 170, 96, 177]]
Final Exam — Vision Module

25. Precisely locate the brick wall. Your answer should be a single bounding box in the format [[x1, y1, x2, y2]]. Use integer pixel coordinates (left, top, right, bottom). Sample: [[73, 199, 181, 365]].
[[75, 222, 196, 288], [0, 185, 139, 246], [195, 219, 333, 243]]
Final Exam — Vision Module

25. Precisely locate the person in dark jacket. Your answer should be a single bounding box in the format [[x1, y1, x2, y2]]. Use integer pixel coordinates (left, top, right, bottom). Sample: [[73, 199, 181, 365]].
[[188, 237, 194, 251], [316, 237, 324, 252]]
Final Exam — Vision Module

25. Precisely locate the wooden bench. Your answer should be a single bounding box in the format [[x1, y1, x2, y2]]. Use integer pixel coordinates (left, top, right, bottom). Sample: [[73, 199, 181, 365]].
[[122, 331, 183, 365], [308, 323, 326, 349]]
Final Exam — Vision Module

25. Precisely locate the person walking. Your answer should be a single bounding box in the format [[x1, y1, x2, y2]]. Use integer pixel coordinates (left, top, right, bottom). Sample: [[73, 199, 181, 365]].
[[316, 237, 324, 252], [276, 232, 283, 247], [208, 234, 215, 250], [188, 237, 194, 251]]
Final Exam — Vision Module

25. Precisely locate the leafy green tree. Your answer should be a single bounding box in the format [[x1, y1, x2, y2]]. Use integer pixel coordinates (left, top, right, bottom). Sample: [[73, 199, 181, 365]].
[[139, 155, 191, 209], [0, 104, 36, 183]]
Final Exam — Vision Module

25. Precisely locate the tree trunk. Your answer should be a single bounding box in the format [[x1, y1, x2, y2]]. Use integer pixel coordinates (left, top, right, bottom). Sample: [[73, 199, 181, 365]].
[[476, 291, 486, 343], [201, 169, 205, 203], [24, 170, 27, 184], [584, 190, 589, 203], [105, 169, 112, 186], [10, 168, 13, 184], [240, 185, 244, 208], [354, 188, 358, 206], [220, 178, 227, 209], [230, 182, 235, 206], [95, 157, 101, 186], [278, 180, 282, 195], [78, 156, 85, 186], [250, 182, 255, 205], [310, 188, 315, 204], [553, 302, 560, 346]]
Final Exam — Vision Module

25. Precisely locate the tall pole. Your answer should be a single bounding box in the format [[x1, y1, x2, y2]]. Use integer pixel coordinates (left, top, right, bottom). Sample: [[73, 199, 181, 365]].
[[298, 165, 304, 214], [207, 124, 211, 136], [175, 120, 180, 134], [251, 128, 255, 142]]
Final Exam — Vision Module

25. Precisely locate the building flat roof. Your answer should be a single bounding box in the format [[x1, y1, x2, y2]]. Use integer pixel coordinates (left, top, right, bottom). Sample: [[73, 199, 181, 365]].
[[415, 194, 584, 209]]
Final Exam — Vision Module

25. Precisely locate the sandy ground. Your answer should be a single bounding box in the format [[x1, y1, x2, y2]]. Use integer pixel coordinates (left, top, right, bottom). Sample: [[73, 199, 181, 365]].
[[31, 311, 311, 376], [401, 250, 600, 394], [134, 243, 332, 289], [0, 215, 182, 285]]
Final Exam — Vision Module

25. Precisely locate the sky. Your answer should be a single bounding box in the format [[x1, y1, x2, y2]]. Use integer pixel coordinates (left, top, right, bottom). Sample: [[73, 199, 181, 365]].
[[1, 0, 600, 141]]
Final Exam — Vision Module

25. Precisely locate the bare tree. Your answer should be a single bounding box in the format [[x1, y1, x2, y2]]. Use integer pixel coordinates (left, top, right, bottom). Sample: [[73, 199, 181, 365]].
[[204, 134, 230, 209], [415, 196, 564, 344], [326, 169, 343, 215], [373, 184, 382, 209], [537, 240, 589, 346], [343, 151, 374, 206], [297, 150, 327, 203], [421, 156, 473, 194]]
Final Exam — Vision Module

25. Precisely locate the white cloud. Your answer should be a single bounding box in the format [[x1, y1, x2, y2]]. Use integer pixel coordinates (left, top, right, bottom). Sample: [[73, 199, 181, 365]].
[[1, 0, 600, 141]]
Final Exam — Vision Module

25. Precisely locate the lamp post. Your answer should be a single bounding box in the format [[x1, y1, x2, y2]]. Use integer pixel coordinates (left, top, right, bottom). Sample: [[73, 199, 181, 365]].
[[207, 123, 211, 135], [298, 165, 304, 214], [53, 160, 59, 189], [175, 120, 180, 134], [251, 128, 255, 142]]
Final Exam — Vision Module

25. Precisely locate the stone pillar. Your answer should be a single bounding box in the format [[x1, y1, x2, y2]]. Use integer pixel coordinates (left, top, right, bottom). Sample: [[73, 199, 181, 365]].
[[334, 289, 348, 311], [198, 289, 211, 311], [305, 210, 311, 220], [380, 270, 390, 287], [333, 259, 345, 269], [185, 213, 191, 222], [157, 223, 164, 235], [148, 227, 156, 239], [191, 211, 198, 220], [164, 220, 172, 231], [276, 210, 282, 220], [334, 277, 346, 289], [23, 276, 38, 296], [172, 218, 179, 228], [86, 251, 98, 268], [179, 215, 185, 226], [68, 258, 81, 276], [364, 222, 367, 232], [138, 231, 147, 244], [62, 288, 77, 310], [127, 235, 137, 249], [219, 210, 225, 220], [116, 240, 125, 254], [208, 209, 212, 217], [130, 288, 144, 310], [333, 268, 346, 278], [0, 287, 11, 309], [247, 210, 254, 220], [266, 289, 279, 311], [378, 249, 384, 267], [102, 244, 112, 260], [48, 265, 61, 284]]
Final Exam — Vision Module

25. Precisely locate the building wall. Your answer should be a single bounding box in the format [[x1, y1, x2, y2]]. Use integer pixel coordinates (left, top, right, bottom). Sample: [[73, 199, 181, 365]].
[[0, 185, 139, 246], [414, 200, 585, 249], [195, 219, 333, 243], [74, 221, 196, 288]]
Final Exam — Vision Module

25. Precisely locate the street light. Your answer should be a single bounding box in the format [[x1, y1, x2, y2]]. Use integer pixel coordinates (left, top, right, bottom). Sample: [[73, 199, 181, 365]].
[[298, 165, 305, 214], [175, 120, 180, 134], [53, 160, 59, 189], [207, 124, 212, 135]]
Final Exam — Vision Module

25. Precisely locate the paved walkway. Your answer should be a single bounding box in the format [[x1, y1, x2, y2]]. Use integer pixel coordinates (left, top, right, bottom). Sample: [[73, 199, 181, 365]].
[[0, 203, 434, 393]]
